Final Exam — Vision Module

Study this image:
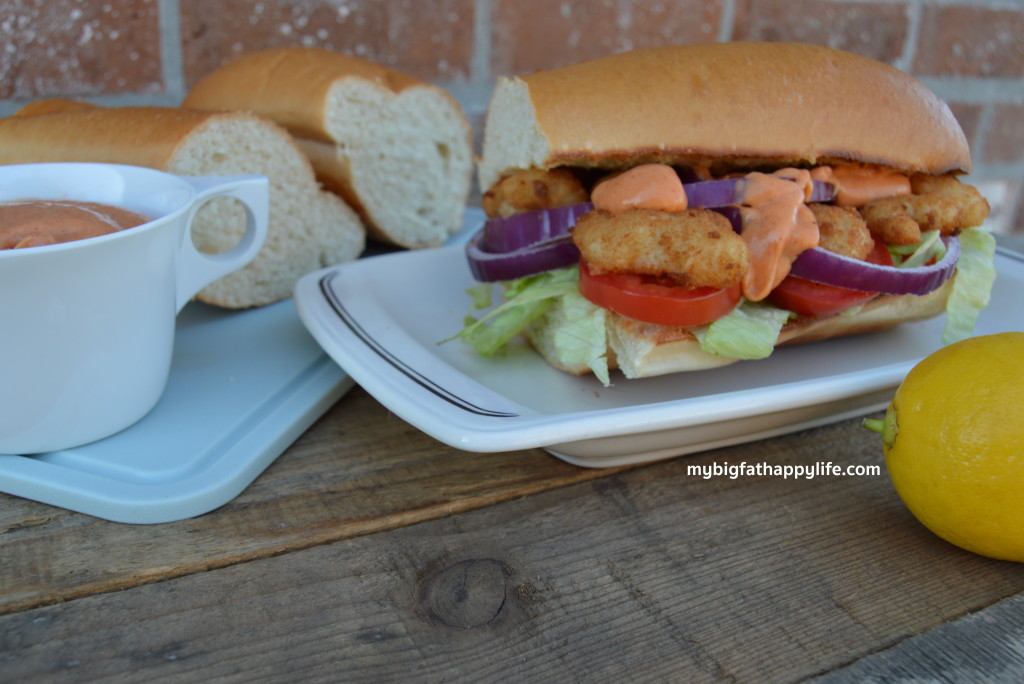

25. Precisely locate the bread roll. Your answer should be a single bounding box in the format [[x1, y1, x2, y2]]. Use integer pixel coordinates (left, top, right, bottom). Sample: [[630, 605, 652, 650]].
[[184, 47, 474, 249], [479, 41, 971, 190], [0, 102, 365, 308]]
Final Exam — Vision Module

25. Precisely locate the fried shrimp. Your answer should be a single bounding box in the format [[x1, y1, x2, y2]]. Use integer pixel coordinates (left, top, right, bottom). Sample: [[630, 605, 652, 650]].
[[482, 168, 589, 218], [572, 208, 748, 289], [866, 213, 922, 246], [809, 203, 874, 259], [861, 194, 963, 237], [861, 174, 990, 239], [910, 173, 990, 228]]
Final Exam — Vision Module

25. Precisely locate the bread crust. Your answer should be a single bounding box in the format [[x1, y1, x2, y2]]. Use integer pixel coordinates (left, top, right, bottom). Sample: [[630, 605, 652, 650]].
[[479, 42, 971, 190], [184, 47, 426, 142], [0, 102, 225, 169]]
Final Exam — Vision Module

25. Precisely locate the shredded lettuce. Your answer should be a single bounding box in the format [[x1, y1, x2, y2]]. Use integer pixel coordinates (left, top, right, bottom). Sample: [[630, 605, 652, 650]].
[[444, 266, 580, 357], [894, 230, 945, 268], [692, 300, 793, 359], [942, 227, 997, 345], [465, 281, 493, 310], [444, 265, 611, 383], [542, 290, 610, 385]]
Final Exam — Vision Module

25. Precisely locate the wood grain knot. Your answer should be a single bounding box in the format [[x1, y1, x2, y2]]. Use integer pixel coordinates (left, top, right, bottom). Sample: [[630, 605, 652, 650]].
[[417, 558, 508, 629]]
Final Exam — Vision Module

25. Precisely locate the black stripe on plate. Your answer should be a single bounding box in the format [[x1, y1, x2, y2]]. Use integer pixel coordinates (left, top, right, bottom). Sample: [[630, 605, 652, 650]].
[[319, 273, 519, 418]]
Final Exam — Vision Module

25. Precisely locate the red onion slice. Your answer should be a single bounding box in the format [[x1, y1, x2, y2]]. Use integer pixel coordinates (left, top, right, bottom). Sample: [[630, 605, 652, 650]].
[[467, 231, 580, 282], [684, 178, 836, 207], [468, 172, 840, 283], [482, 202, 594, 253], [683, 179, 742, 207], [789, 237, 960, 295], [807, 181, 837, 203], [478, 176, 835, 256]]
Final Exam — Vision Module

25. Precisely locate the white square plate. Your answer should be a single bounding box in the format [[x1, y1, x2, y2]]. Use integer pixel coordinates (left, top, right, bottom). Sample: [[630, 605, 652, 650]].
[[294, 214, 1024, 468]]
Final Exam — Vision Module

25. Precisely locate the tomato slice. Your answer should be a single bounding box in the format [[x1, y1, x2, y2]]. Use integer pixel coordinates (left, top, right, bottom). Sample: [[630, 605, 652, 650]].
[[768, 238, 894, 318], [578, 261, 742, 327], [767, 276, 877, 317]]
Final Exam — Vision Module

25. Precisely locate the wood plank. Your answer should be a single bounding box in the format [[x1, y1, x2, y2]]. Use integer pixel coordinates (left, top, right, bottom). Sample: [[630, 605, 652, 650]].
[[0, 387, 630, 615], [3, 419, 1023, 682], [811, 593, 1024, 683]]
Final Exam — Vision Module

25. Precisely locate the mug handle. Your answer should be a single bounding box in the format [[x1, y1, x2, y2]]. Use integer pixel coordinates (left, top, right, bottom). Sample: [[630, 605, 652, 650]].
[[174, 174, 270, 312]]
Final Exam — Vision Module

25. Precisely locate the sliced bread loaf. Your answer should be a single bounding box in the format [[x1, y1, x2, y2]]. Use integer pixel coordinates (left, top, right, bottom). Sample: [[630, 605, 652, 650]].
[[184, 47, 474, 249]]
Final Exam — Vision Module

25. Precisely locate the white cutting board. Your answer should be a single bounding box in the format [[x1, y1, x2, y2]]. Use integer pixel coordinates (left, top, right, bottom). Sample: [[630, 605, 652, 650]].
[[0, 298, 353, 524]]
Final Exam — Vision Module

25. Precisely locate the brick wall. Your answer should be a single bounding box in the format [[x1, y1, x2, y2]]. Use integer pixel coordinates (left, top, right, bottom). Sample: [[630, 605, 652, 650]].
[[1, 0, 1021, 234]]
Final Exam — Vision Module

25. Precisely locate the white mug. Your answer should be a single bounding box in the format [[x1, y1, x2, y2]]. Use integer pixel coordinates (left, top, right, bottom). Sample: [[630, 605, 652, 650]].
[[0, 163, 269, 454]]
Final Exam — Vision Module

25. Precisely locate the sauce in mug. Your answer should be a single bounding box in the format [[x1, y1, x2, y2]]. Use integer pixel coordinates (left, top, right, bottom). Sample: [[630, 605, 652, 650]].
[[0, 199, 150, 250]]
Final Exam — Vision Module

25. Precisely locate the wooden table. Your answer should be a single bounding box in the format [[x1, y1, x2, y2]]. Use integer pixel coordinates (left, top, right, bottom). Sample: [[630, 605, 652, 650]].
[[4, 238, 1024, 683], [3, 388, 1024, 682]]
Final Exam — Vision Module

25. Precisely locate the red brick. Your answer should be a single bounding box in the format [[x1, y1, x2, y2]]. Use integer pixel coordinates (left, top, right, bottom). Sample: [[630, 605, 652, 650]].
[[490, 0, 722, 77], [731, 0, 909, 64], [0, 0, 162, 99], [627, 0, 721, 50], [913, 5, 1024, 78], [180, 0, 474, 86], [984, 102, 1024, 165]]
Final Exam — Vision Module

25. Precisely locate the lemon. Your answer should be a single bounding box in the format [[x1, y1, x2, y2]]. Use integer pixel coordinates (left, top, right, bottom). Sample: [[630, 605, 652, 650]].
[[866, 332, 1024, 562]]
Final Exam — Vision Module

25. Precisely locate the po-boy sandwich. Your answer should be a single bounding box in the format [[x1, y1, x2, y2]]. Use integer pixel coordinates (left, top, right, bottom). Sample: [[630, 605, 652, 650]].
[[452, 42, 996, 384]]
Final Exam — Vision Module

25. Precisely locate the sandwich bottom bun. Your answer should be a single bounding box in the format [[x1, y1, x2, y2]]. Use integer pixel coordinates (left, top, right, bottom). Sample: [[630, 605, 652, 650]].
[[524, 278, 955, 380]]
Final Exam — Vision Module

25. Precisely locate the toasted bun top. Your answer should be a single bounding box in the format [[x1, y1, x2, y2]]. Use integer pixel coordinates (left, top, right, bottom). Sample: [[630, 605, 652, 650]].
[[185, 47, 431, 143], [479, 42, 971, 190]]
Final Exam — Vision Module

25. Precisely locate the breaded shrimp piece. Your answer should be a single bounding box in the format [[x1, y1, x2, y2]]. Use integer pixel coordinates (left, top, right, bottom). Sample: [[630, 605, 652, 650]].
[[860, 194, 963, 237], [860, 174, 990, 240], [809, 203, 874, 259], [482, 168, 589, 218], [910, 173, 990, 228], [909, 173, 961, 194], [572, 208, 748, 289], [867, 214, 922, 246]]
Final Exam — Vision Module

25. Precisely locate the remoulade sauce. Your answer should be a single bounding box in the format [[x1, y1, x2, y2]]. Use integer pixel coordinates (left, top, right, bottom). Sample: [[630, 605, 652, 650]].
[[0, 199, 150, 250], [591, 164, 688, 213], [810, 165, 911, 207], [736, 169, 820, 301]]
